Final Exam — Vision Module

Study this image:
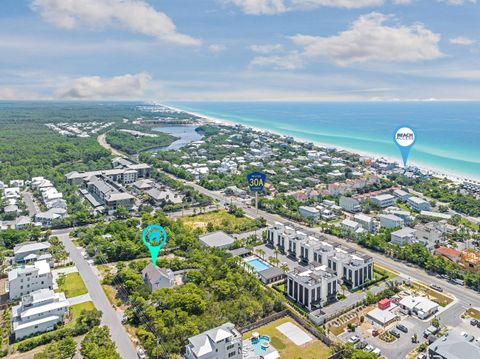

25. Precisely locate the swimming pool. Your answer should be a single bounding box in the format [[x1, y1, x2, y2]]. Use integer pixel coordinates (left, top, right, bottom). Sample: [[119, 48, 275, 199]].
[[246, 258, 271, 272], [251, 335, 271, 355]]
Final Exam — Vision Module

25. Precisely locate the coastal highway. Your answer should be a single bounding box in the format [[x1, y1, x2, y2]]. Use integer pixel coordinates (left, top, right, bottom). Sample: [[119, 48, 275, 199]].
[[53, 228, 138, 359], [180, 177, 480, 310]]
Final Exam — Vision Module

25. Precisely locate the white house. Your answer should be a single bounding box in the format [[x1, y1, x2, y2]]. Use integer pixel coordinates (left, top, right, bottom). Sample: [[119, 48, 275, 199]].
[[341, 219, 364, 235], [370, 194, 396, 208], [141, 263, 175, 292], [399, 295, 438, 319], [185, 322, 243, 359], [35, 208, 67, 227], [14, 242, 52, 265], [353, 213, 377, 233], [339, 196, 361, 213], [379, 214, 404, 229], [407, 196, 431, 212], [299, 206, 320, 222], [8, 260, 53, 300], [11, 288, 69, 340], [390, 227, 417, 246], [393, 189, 410, 202]]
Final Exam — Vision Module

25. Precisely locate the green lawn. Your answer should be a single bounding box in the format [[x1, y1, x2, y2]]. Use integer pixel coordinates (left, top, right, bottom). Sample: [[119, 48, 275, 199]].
[[56, 272, 88, 298], [243, 316, 331, 359], [465, 308, 480, 320], [181, 209, 264, 234], [412, 281, 454, 307], [374, 264, 399, 280], [69, 301, 95, 324]]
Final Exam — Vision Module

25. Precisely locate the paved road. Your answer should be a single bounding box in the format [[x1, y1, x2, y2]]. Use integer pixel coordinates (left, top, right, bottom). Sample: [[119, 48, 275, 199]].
[[53, 228, 138, 359], [22, 191, 38, 216]]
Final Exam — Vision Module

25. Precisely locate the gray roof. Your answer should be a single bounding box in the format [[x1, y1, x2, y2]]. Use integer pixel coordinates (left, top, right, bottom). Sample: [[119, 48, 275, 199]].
[[229, 247, 251, 257], [258, 267, 285, 280], [199, 231, 235, 248], [429, 331, 480, 359], [141, 263, 173, 284], [14, 242, 51, 255], [392, 227, 416, 237], [187, 322, 238, 357]]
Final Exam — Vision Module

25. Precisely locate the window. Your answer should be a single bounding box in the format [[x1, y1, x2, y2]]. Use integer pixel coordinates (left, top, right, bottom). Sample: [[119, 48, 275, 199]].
[[227, 344, 235, 350], [228, 351, 236, 358]]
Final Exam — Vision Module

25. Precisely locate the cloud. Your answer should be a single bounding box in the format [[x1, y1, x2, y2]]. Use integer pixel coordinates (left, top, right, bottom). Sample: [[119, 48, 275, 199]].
[[208, 44, 227, 53], [30, 0, 201, 46], [56, 72, 151, 99], [449, 36, 476, 45], [249, 44, 284, 54], [226, 0, 287, 15], [250, 52, 304, 70], [438, 0, 476, 4], [253, 12, 442, 68], [225, 0, 382, 14]]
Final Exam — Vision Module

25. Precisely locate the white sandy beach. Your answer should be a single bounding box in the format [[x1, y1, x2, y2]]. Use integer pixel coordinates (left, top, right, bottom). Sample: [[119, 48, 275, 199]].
[[162, 104, 478, 184]]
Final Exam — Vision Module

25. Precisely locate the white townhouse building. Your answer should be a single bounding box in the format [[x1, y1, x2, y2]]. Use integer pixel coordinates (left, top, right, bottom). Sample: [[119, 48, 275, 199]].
[[407, 196, 431, 212], [379, 214, 404, 229], [286, 264, 338, 311], [339, 196, 362, 213], [299, 206, 320, 222], [13, 242, 53, 266], [11, 288, 69, 340], [370, 194, 396, 208], [392, 189, 410, 202], [185, 322, 243, 359], [267, 223, 374, 291], [353, 213, 377, 233], [390, 227, 417, 246], [8, 260, 53, 300]]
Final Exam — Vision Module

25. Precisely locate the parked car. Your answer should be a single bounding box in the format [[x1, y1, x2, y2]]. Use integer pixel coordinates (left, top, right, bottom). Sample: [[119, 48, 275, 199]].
[[389, 330, 401, 339], [470, 319, 478, 326], [357, 341, 368, 349], [372, 329, 380, 337], [137, 347, 146, 359], [372, 348, 381, 357], [430, 284, 443, 292], [347, 335, 360, 344], [364, 345, 374, 353], [396, 324, 409, 333], [417, 354, 427, 359]]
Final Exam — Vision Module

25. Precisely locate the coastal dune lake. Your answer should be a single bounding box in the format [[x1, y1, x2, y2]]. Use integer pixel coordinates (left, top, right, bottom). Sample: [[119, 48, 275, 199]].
[[171, 101, 480, 181], [147, 125, 204, 152]]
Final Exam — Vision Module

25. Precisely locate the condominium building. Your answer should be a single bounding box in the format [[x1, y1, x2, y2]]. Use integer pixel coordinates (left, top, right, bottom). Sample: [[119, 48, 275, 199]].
[[339, 196, 361, 213], [267, 222, 374, 290], [85, 175, 135, 214], [286, 264, 338, 311], [390, 227, 417, 246], [392, 189, 410, 202], [299, 206, 320, 222], [379, 214, 404, 229], [185, 322, 242, 359], [370, 194, 396, 208], [8, 260, 53, 300], [11, 288, 69, 340], [353, 213, 377, 233], [407, 196, 431, 212]]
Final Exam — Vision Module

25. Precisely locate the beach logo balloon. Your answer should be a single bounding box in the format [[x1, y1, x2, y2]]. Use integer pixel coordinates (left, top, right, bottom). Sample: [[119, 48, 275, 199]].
[[142, 224, 167, 267], [394, 126, 416, 168]]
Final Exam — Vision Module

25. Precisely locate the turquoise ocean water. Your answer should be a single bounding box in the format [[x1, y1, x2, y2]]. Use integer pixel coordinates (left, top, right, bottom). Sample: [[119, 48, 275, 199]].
[[169, 102, 480, 181]]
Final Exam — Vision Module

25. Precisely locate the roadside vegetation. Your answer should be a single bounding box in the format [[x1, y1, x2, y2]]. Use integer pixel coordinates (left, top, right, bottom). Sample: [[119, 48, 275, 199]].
[[105, 130, 177, 155]]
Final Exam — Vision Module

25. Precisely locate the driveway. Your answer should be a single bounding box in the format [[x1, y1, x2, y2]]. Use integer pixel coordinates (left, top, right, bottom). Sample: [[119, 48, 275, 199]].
[[54, 229, 138, 359], [22, 191, 38, 216]]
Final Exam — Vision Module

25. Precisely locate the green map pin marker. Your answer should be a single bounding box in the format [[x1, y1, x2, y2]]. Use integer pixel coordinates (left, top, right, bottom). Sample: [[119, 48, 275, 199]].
[[142, 224, 168, 267]]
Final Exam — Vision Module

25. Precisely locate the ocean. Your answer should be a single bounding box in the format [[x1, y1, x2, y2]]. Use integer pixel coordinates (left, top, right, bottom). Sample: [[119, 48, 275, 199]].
[[169, 102, 480, 181]]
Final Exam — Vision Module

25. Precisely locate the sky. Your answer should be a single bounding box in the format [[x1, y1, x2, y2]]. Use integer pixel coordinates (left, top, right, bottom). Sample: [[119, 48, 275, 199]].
[[1, 0, 480, 101]]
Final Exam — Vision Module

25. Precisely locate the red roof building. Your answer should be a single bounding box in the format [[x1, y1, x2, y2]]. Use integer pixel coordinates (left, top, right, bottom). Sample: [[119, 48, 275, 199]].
[[378, 298, 391, 310], [434, 246, 461, 262]]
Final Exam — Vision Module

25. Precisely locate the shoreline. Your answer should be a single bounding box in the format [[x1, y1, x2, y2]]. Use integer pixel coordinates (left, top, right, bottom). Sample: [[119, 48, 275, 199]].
[[162, 103, 479, 184]]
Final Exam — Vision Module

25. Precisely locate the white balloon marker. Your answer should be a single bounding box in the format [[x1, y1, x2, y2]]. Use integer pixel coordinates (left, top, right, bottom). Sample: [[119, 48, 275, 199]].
[[394, 126, 416, 168]]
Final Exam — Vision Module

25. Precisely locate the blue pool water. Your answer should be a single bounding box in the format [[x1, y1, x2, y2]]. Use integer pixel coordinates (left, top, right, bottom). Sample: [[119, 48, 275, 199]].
[[252, 336, 271, 355], [247, 258, 271, 272]]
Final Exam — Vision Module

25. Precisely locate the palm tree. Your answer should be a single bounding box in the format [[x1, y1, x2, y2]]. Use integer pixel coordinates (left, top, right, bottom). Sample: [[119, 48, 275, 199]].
[[280, 264, 289, 272], [257, 248, 266, 260], [274, 248, 280, 260]]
